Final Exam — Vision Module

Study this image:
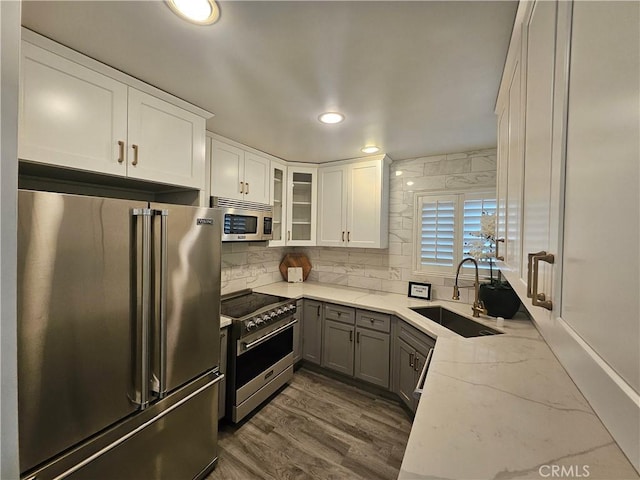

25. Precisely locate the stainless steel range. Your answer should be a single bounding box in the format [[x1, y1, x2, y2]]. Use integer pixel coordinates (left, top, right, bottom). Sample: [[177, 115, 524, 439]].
[[220, 290, 298, 422]]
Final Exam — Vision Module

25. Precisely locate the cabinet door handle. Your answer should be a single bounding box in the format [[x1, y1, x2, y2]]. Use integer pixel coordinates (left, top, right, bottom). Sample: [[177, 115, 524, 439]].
[[496, 238, 505, 261], [414, 356, 421, 372], [527, 251, 547, 298], [131, 144, 139, 166], [240, 182, 244, 194], [356, 331, 360, 343], [342, 231, 345, 242], [117, 140, 125, 164], [409, 353, 414, 368], [349, 330, 353, 342], [287, 230, 291, 241], [532, 253, 555, 310], [317, 305, 320, 317], [245, 183, 249, 194], [347, 231, 351, 242]]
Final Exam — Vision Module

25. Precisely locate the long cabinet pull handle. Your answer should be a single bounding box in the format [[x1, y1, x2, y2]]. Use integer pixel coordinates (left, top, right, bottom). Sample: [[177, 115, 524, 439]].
[[156, 209, 169, 398], [527, 251, 547, 298], [240, 182, 244, 194], [532, 253, 555, 310], [349, 330, 353, 342], [117, 140, 125, 164], [496, 238, 505, 261], [132, 144, 139, 166], [356, 331, 360, 343], [409, 353, 414, 368]]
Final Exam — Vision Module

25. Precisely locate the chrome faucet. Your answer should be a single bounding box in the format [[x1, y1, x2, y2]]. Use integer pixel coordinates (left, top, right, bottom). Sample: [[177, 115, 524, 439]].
[[452, 258, 488, 318]]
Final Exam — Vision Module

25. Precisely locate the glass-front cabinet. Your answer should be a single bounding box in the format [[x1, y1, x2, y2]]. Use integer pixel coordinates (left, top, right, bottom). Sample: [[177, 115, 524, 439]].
[[269, 160, 287, 247], [286, 166, 317, 246]]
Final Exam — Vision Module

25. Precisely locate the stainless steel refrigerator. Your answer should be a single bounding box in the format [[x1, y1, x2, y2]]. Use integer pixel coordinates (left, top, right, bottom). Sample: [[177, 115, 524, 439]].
[[17, 190, 222, 480]]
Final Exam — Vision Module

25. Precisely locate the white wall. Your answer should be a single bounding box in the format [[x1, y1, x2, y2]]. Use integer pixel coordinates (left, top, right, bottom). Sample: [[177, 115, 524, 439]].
[[1, 0, 21, 478]]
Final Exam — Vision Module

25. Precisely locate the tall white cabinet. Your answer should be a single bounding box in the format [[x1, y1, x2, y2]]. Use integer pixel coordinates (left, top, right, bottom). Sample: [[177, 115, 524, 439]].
[[19, 37, 209, 190], [269, 160, 287, 247], [496, 1, 639, 471], [317, 156, 390, 248], [286, 166, 317, 246]]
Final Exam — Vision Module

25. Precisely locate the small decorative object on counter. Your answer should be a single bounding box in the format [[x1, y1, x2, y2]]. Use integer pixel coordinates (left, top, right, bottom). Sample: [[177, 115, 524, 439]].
[[466, 212, 521, 318], [287, 267, 303, 283], [279, 253, 312, 281]]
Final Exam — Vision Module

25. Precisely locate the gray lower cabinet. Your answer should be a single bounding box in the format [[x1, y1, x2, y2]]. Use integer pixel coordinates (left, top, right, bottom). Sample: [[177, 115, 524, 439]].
[[322, 305, 391, 389], [302, 299, 323, 364], [354, 327, 390, 388], [322, 319, 355, 375], [293, 299, 304, 364], [218, 326, 228, 420], [394, 320, 435, 413]]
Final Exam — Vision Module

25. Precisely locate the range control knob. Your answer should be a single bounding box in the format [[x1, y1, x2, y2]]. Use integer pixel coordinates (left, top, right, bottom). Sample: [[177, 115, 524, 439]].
[[246, 321, 256, 331], [261, 315, 270, 323], [276, 309, 283, 316], [270, 311, 278, 319], [254, 317, 264, 326]]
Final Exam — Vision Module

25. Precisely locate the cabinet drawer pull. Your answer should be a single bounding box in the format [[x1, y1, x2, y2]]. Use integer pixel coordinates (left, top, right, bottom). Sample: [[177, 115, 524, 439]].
[[131, 144, 139, 166], [532, 253, 555, 310], [496, 238, 505, 261], [527, 251, 547, 298], [117, 140, 125, 164]]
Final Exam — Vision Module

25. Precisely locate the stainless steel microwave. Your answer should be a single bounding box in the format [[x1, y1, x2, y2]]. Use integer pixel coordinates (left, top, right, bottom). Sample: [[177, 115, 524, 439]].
[[211, 197, 273, 242]]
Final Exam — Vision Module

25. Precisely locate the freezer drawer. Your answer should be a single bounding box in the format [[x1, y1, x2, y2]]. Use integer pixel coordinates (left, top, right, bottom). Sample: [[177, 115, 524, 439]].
[[23, 372, 223, 480]]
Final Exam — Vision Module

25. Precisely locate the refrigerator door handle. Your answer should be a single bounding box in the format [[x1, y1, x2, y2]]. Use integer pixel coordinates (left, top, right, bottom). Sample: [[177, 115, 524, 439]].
[[132, 208, 153, 410], [157, 209, 169, 398]]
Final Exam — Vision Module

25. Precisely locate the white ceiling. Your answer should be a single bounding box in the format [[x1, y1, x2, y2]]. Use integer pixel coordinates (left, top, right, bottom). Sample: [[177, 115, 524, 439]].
[[21, 1, 517, 164]]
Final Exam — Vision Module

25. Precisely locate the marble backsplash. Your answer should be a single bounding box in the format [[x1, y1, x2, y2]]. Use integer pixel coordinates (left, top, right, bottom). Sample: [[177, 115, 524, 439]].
[[221, 148, 497, 304]]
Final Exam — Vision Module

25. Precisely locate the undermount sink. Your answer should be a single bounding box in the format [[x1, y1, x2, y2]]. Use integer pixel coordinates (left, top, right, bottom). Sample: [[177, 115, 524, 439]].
[[410, 306, 503, 338]]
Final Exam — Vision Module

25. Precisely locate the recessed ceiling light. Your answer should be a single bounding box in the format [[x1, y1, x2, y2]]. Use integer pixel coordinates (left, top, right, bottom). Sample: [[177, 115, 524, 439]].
[[318, 112, 345, 124], [406, 181, 415, 186], [395, 170, 403, 176], [361, 146, 380, 154], [166, 0, 220, 25]]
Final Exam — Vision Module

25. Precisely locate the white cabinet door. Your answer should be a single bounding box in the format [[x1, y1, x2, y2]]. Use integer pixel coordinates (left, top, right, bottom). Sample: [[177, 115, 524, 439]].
[[317, 165, 347, 247], [210, 140, 244, 200], [19, 42, 128, 176], [348, 160, 387, 248], [127, 88, 205, 189], [505, 55, 524, 275], [243, 152, 270, 204], [269, 160, 287, 247], [286, 167, 317, 246], [521, 0, 556, 307]]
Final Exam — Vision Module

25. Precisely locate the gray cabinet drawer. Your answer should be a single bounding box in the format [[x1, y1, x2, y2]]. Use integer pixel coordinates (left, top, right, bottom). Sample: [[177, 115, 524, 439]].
[[324, 303, 355, 324], [356, 309, 391, 333]]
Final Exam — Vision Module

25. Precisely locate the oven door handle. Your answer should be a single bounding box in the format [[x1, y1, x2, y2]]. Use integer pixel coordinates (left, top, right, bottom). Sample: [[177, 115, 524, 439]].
[[241, 319, 298, 351]]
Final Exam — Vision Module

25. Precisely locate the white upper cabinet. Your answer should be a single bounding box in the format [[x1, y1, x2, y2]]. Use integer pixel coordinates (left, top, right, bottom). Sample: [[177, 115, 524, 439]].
[[210, 139, 270, 204], [317, 156, 390, 249], [19, 38, 209, 190], [269, 160, 288, 247], [286, 166, 317, 246], [19, 42, 128, 177], [127, 88, 205, 189]]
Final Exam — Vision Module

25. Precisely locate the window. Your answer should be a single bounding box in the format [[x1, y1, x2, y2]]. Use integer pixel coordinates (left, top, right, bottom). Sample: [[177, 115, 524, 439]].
[[414, 191, 496, 276]]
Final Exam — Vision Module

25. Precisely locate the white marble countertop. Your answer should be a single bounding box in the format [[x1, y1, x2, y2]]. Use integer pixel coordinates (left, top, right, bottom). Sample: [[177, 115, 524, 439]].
[[254, 281, 638, 480]]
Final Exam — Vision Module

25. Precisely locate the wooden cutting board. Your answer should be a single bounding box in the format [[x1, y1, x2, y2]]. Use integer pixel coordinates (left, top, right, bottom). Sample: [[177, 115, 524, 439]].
[[279, 253, 312, 281]]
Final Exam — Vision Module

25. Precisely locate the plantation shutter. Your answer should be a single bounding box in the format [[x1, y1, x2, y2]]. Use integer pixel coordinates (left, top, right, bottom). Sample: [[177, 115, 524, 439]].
[[462, 195, 497, 257], [419, 195, 457, 270]]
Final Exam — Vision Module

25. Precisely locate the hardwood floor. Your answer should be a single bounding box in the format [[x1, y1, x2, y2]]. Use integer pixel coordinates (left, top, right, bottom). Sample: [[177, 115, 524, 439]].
[[206, 368, 412, 480]]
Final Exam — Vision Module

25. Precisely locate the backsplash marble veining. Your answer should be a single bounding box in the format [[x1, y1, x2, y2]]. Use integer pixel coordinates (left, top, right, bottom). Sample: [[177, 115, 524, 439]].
[[221, 148, 497, 303]]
